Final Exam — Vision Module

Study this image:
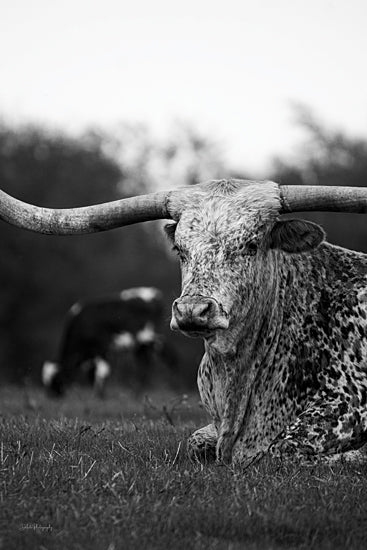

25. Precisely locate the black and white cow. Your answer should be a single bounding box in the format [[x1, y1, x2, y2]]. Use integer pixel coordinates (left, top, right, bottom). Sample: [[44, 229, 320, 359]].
[[42, 287, 165, 396]]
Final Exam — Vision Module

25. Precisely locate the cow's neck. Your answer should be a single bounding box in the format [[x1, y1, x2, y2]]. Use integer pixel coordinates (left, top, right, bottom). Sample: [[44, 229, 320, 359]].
[[203, 249, 326, 462], [202, 252, 288, 462]]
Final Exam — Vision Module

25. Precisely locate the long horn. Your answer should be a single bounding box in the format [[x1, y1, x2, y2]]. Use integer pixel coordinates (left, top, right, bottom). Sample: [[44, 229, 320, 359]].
[[0, 188, 172, 235], [280, 185, 367, 213]]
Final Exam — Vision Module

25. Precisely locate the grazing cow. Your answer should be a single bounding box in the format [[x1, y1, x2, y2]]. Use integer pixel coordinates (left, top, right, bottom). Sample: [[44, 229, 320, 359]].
[[42, 287, 165, 396], [1, 179, 366, 465]]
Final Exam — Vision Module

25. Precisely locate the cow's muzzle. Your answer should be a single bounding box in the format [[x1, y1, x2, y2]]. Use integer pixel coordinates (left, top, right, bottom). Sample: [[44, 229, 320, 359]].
[[170, 296, 229, 335]]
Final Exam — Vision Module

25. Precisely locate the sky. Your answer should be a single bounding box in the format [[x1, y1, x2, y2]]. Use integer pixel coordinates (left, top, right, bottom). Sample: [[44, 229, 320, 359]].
[[1, 0, 367, 175]]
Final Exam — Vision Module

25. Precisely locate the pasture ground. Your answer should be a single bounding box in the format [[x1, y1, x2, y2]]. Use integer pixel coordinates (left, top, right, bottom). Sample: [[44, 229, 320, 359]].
[[0, 385, 366, 550]]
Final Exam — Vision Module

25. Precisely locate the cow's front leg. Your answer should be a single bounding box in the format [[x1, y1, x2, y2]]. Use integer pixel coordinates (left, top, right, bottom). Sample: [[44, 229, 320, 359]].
[[93, 357, 111, 398], [187, 423, 218, 463]]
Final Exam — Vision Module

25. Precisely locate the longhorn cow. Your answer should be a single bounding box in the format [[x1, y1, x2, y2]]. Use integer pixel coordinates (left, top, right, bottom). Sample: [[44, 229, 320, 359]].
[[1, 179, 366, 465]]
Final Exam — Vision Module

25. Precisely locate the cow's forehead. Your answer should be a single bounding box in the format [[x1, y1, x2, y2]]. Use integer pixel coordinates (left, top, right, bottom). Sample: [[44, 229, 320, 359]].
[[175, 180, 281, 241]]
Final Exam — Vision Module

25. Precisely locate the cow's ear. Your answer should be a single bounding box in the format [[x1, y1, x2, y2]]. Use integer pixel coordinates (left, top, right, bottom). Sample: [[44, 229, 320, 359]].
[[270, 219, 325, 253]]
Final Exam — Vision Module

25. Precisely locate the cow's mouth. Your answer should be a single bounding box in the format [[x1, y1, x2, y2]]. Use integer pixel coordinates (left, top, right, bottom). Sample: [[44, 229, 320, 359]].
[[177, 325, 216, 338]]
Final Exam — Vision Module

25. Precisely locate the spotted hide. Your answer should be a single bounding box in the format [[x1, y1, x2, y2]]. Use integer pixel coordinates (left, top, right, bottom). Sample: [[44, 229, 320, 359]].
[[166, 180, 367, 465]]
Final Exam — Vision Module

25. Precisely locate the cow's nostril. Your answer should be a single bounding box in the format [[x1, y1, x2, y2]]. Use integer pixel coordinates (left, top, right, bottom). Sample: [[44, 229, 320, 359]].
[[194, 303, 210, 319], [174, 301, 186, 320]]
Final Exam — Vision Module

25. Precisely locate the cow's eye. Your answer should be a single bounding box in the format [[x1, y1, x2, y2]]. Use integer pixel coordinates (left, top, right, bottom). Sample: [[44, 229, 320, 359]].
[[238, 241, 258, 257], [172, 246, 187, 262], [247, 242, 258, 256]]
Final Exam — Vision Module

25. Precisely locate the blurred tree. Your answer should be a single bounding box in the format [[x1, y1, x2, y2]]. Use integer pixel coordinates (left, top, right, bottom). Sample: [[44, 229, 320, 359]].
[[271, 106, 367, 252], [100, 120, 227, 192]]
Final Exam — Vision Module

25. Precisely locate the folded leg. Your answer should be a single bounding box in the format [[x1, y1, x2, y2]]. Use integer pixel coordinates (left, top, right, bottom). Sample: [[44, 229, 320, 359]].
[[187, 423, 218, 463], [268, 399, 367, 461]]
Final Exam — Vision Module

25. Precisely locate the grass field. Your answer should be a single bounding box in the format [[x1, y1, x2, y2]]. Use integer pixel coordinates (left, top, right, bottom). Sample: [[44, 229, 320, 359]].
[[1, 385, 367, 550]]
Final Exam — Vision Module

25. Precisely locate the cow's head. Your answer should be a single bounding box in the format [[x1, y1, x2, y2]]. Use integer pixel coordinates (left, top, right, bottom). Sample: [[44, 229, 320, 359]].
[[0, 179, 366, 350], [165, 180, 325, 351]]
